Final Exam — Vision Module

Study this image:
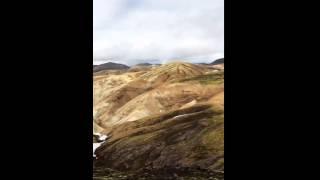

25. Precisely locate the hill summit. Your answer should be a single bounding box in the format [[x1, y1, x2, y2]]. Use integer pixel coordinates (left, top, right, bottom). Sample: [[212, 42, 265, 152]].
[[139, 62, 207, 82]]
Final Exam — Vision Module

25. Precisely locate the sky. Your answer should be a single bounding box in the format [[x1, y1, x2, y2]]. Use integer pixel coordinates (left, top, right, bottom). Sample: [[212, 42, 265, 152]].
[[93, 0, 224, 65]]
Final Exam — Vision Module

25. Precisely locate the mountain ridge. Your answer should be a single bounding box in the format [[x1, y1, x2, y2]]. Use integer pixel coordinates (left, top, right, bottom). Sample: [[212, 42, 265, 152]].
[[93, 60, 224, 179], [93, 62, 129, 72]]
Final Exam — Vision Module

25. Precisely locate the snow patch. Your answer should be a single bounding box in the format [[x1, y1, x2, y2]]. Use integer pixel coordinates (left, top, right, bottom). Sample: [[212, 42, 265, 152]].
[[93, 133, 108, 158], [172, 114, 186, 119], [99, 135, 108, 141], [93, 142, 103, 157]]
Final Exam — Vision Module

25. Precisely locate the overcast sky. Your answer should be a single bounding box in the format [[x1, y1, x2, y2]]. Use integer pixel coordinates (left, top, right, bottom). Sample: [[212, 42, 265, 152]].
[[93, 0, 224, 65]]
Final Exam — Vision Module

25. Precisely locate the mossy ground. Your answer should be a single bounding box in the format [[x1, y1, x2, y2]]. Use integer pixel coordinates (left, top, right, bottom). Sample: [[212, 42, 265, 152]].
[[178, 71, 224, 85], [93, 166, 224, 180]]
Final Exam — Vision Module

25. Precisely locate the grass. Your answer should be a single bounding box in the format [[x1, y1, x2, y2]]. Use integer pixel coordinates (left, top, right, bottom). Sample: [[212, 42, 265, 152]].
[[178, 71, 224, 85], [202, 115, 224, 147]]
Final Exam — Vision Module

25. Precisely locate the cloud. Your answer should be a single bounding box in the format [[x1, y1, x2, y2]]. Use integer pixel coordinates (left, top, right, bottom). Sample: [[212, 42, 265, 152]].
[[93, 0, 224, 65]]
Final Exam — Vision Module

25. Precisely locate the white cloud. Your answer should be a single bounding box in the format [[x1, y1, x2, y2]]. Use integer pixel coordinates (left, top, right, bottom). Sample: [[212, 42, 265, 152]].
[[93, 0, 224, 65]]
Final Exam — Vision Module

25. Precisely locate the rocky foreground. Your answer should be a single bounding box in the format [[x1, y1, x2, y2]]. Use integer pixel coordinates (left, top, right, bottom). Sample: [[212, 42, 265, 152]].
[[93, 166, 224, 180], [93, 168, 224, 180]]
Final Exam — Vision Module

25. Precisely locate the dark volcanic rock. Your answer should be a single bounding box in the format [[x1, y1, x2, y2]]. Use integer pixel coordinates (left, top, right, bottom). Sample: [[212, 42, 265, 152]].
[[93, 62, 129, 72], [93, 134, 99, 143], [93, 134, 104, 143]]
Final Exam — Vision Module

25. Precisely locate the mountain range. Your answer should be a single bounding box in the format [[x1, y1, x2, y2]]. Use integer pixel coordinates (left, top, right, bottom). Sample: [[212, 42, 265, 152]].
[[93, 60, 224, 179], [93, 62, 130, 73], [93, 58, 224, 73]]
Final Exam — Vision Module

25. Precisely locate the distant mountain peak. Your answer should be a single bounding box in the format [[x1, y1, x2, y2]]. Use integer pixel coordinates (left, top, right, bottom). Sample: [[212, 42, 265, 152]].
[[210, 58, 224, 65], [93, 62, 129, 72]]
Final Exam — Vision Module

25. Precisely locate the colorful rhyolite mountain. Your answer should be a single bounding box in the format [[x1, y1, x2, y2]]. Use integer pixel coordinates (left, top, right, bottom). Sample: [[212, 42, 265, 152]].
[[93, 60, 224, 179]]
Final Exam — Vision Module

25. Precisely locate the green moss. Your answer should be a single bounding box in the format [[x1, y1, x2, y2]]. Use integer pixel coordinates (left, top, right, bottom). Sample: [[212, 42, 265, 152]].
[[207, 114, 224, 126], [178, 71, 224, 85], [117, 132, 157, 147]]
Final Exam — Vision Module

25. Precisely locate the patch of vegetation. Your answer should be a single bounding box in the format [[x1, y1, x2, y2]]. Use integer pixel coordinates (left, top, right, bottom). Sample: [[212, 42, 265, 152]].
[[201, 115, 224, 148], [179, 71, 224, 85], [93, 166, 224, 180]]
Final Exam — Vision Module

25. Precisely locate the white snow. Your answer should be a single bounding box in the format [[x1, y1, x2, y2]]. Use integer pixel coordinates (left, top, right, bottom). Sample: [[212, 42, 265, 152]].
[[93, 142, 103, 157], [99, 135, 108, 141], [93, 133, 108, 158], [172, 114, 186, 119]]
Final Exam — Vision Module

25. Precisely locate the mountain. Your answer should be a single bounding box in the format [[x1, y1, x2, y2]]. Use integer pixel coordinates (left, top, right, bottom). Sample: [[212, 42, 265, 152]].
[[93, 61, 224, 179], [135, 63, 153, 66], [93, 62, 129, 73], [139, 62, 206, 82], [128, 63, 156, 72], [93, 62, 219, 128], [196, 62, 210, 65], [210, 58, 224, 65]]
